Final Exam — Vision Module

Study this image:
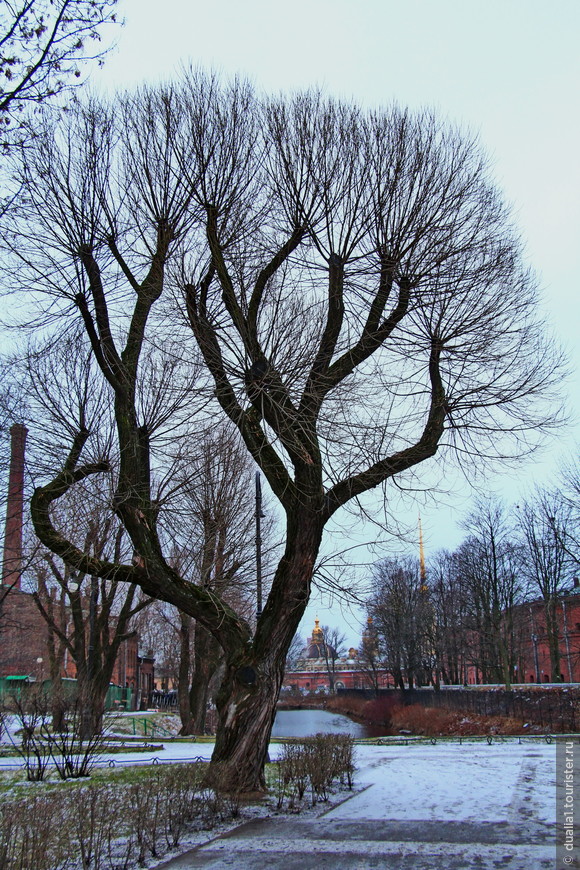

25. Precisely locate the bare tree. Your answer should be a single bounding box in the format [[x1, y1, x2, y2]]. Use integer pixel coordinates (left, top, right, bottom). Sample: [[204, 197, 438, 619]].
[[2, 73, 564, 791], [8, 335, 153, 736], [0, 0, 119, 140], [427, 549, 471, 686], [319, 625, 346, 693], [551, 457, 580, 567], [518, 491, 574, 682], [358, 616, 383, 695], [457, 498, 525, 688], [132, 598, 181, 691], [29, 469, 153, 737], [284, 631, 304, 672], [167, 425, 271, 735], [369, 557, 429, 690]]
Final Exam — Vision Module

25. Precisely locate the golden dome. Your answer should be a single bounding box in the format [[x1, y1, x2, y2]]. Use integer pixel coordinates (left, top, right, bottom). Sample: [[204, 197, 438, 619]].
[[311, 617, 324, 643]]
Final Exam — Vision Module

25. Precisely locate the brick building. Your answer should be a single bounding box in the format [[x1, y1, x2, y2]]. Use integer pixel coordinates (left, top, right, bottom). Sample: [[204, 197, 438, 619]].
[[464, 585, 580, 686], [283, 618, 391, 692], [0, 424, 154, 707]]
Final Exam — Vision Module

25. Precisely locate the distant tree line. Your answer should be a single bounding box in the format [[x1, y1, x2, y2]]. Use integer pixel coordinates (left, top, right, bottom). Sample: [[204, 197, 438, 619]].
[[366, 470, 579, 689]]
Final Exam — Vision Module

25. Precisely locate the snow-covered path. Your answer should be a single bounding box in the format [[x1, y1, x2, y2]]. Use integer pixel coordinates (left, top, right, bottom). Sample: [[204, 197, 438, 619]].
[[158, 740, 561, 869]]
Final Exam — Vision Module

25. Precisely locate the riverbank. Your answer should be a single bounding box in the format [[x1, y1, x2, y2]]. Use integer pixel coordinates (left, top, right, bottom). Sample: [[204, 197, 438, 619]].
[[278, 691, 549, 737]]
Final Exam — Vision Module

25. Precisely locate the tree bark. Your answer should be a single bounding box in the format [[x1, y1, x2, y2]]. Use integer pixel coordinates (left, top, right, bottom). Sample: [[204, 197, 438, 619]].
[[177, 613, 194, 735], [210, 512, 323, 792], [189, 624, 223, 734]]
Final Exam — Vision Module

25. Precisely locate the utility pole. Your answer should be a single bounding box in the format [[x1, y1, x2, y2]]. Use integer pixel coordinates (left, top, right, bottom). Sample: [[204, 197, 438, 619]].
[[255, 472, 264, 618], [88, 575, 98, 683]]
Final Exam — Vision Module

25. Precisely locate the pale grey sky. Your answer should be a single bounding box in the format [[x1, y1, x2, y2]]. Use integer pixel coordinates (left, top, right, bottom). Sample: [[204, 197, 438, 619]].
[[90, 0, 579, 644]]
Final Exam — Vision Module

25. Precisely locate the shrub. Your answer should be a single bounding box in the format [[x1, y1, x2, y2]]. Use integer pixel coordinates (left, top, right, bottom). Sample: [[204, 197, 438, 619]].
[[275, 733, 355, 809], [390, 704, 528, 736]]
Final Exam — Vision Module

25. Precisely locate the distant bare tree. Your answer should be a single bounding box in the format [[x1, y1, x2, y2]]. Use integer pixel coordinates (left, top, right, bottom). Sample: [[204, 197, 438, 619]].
[[457, 499, 525, 688], [369, 557, 430, 689], [427, 549, 471, 686], [320, 625, 346, 693], [284, 631, 304, 672], [165, 424, 276, 735], [518, 492, 574, 682], [32, 493, 152, 738], [358, 617, 383, 695], [11, 335, 152, 737], [552, 458, 580, 567]]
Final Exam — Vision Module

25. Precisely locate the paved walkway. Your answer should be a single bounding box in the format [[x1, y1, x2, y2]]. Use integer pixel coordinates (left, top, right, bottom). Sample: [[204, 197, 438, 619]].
[[156, 741, 561, 869], [157, 810, 555, 869]]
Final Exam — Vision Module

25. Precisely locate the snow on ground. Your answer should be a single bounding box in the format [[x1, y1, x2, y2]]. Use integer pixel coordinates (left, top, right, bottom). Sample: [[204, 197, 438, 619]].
[[0, 733, 557, 829], [0, 734, 563, 868], [153, 738, 561, 869], [340, 740, 556, 825]]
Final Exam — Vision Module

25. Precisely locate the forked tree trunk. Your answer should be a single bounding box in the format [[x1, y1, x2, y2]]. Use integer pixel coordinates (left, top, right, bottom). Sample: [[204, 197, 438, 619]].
[[77, 672, 108, 739]]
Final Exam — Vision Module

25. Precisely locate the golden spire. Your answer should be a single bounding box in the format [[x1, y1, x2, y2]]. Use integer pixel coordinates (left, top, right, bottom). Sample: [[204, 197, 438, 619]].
[[419, 514, 428, 592]]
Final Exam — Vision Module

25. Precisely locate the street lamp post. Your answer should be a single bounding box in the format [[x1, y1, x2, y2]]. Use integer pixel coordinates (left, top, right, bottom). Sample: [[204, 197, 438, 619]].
[[255, 472, 265, 619], [531, 633, 540, 683]]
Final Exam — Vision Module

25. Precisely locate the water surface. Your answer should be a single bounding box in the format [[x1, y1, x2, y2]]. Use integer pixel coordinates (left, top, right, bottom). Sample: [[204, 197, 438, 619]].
[[272, 708, 379, 738]]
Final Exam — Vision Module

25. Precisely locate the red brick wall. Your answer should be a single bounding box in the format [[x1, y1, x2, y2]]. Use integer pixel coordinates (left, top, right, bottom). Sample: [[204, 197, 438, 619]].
[[0, 589, 50, 678]]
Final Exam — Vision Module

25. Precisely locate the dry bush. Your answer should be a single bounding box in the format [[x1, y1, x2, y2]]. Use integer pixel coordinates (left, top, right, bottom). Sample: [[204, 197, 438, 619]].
[[0, 761, 240, 870], [0, 794, 71, 870], [324, 693, 403, 728], [69, 784, 121, 870], [361, 695, 402, 726], [158, 764, 207, 847], [390, 704, 455, 735], [276, 734, 355, 809], [127, 775, 163, 863], [390, 704, 527, 736], [325, 694, 368, 717]]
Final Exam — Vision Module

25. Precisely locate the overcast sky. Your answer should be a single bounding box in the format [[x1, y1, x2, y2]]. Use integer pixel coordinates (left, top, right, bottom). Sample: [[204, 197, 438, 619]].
[[90, 0, 579, 644]]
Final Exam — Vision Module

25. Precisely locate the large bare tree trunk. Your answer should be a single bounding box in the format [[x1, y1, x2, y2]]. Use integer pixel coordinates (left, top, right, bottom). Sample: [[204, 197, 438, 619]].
[[211, 653, 284, 793], [20, 75, 560, 795], [76, 665, 110, 739], [210, 516, 323, 792]]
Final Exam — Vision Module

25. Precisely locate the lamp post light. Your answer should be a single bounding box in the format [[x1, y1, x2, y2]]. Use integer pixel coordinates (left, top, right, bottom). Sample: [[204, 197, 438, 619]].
[[531, 633, 540, 683]]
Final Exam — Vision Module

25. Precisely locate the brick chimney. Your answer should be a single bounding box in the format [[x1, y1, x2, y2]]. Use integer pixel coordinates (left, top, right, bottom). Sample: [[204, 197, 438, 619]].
[[2, 423, 28, 589]]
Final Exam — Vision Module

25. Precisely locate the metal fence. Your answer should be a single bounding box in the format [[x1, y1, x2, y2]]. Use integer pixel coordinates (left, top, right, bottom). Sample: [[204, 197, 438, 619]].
[[402, 687, 580, 732], [337, 686, 580, 732]]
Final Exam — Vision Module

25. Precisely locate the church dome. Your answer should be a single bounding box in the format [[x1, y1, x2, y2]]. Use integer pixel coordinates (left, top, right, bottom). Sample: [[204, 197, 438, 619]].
[[303, 618, 334, 659]]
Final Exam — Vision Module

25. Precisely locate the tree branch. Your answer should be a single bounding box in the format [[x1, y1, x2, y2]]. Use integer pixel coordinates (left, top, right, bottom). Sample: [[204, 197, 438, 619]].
[[324, 336, 446, 518]]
